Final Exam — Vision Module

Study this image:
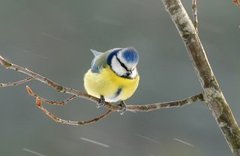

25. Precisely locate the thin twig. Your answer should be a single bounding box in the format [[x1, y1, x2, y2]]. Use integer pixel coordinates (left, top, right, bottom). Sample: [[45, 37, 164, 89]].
[[26, 86, 112, 125], [0, 77, 33, 87], [192, 0, 198, 33], [26, 86, 77, 106], [35, 95, 112, 126], [0, 55, 203, 113], [126, 93, 203, 112], [0, 56, 112, 107], [26, 85, 203, 114], [24, 84, 203, 124]]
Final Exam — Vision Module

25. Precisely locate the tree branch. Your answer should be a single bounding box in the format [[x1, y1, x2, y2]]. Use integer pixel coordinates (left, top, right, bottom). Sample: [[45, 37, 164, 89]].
[[162, 0, 240, 155], [26, 85, 77, 106], [0, 55, 202, 114], [23, 85, 202, 125], [192, 0, 198, 33], [35, 96, 113, 126], [26, 85, 203, 113], [0, 0, 238, 154], [0, 77, 33, 87], [127, 93, 203, 112]]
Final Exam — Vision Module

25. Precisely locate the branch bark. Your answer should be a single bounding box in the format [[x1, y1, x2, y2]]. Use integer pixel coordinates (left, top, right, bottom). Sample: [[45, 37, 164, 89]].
[[192, 0, 198, 33], [24, 85, 202, 125], [0, 1, 238, 153], [0, 55, 203, 113], [162, 0, 240, 155], [35, 95, 113, 126], [0, 77, 33, 87]]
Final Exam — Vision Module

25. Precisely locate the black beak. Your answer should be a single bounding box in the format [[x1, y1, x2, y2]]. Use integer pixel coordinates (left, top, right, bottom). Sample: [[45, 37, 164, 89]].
[[126, 70, 132, 76]]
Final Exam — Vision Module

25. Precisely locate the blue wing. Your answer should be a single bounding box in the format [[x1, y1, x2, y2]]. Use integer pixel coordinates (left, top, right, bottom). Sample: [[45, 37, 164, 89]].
[[90, 49, 105, 73], [90, 49, 102, 57], [90, 48, 122, 73]]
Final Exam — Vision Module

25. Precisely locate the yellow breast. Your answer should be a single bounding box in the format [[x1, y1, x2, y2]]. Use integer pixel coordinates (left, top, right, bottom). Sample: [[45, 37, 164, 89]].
[[84, 66, 140, 102]]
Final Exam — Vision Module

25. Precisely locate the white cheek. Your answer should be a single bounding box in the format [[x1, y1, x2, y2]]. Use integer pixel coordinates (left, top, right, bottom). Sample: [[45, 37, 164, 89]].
[[111, 56, 126, 76], [130, 68, 138, 78]]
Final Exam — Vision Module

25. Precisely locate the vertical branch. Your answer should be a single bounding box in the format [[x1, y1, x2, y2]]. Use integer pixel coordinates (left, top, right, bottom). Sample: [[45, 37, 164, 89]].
[[233, 0, 240, 7], [192, 0, 198, 33], [162, 0, 240, 155]]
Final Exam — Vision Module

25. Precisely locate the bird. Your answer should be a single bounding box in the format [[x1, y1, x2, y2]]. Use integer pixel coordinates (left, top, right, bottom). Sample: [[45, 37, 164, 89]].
[[84, 47, 140, 113]]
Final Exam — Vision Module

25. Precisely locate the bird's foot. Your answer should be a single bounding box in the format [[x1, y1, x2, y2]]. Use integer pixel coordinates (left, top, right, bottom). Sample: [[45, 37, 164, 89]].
[[118, 101, 127, 115], [97, 95, 105, 108]]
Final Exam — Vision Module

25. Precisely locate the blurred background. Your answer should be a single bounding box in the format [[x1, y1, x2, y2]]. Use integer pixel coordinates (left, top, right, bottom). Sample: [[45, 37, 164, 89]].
[[0, 0, 239, 156]]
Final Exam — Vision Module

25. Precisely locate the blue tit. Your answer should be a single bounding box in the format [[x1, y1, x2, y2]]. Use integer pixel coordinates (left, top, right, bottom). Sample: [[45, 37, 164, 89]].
[[84, 47, 140, 108]]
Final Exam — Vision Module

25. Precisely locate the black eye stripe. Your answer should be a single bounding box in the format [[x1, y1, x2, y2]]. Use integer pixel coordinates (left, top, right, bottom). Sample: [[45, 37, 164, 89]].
[[115, 56, 129, 71]]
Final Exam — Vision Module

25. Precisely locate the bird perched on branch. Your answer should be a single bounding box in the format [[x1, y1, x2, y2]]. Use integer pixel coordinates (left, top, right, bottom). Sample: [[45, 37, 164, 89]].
[[84, 47, 140, 113]]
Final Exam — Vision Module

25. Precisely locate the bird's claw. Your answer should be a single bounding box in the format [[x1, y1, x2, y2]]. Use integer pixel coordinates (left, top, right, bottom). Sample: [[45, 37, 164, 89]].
[[118, 101, 127, 115], [97, 95, 105, 108]]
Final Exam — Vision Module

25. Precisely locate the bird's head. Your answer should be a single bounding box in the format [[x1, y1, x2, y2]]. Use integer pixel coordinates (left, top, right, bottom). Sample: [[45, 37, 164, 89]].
[[107, 47, 139, 78]]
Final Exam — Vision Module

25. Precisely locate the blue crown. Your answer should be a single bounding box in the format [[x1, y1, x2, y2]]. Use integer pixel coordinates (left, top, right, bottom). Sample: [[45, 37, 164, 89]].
[[121, 48, 139, 63]]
